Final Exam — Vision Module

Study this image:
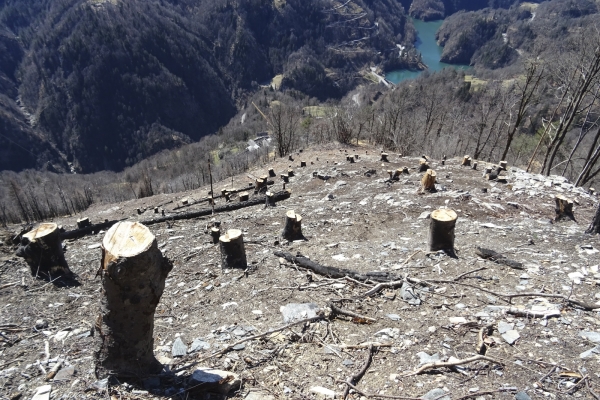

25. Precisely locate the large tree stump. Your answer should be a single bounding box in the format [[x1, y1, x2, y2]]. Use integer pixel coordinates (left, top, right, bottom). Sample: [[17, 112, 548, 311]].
[[419, 158, 430, 172], [421, 169, 437, 192], [555, 195, 575, 221], [429, 209, 457, 254], [16, 223, 71, 278], [219, 229, 247, 269], [282, 210, 303, 241], [95, 221, 172, 378]]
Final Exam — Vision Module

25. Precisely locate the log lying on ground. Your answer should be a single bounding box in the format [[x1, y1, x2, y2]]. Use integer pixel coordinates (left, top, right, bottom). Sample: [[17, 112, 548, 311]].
[[173, 181, 275, 210], [429, 209, 457, 254], [220, 229, 247, 269], [61, 219, 124, 241], [555, 194, 575, 221], [282, 210, 303, 241], [475, 247, 524, 270], [16, 223, 72, 278], [95, 221, 172, 378], [274, 251, 402, 283], [421, 169, 437, 192]]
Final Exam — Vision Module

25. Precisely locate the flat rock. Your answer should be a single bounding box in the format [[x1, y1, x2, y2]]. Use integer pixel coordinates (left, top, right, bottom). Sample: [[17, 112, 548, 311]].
[[188, 368, 241, 394], [246, 392, 275, 400], [189, 338, 211, 353], [579, 345, 600, 359], [172, 337, 188, 357], [386, 313, 401, 321], [309, 386, 336, 399], [579, 331, 600, 344], [502, 330, 520, 345], [416, 352, 440, 366], [280, 303, 319, 323], [498, 321, 514, 334], [32, 385, 52, 400], [422, 388, 450, 400], [515, 391, 531, 400], [53, 366, 75, 381]]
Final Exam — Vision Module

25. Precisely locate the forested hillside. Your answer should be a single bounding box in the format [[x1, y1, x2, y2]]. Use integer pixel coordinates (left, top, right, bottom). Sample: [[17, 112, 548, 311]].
[[0, 0, 418, 172]]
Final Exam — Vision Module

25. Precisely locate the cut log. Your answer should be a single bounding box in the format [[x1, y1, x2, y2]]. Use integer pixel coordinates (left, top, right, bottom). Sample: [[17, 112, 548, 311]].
[[429, 209, 457, 254], [219, 229, 247, 269], [210, 227, 221, 244], [239, 192, 249, 202], [381, 153, 389, 162], [95, 221, 172, 378], [16, 223, 72, 278], [77, 217, 90, 229], [462, 156, 471, 167], [282, 210, 303, 241], [555, 194, 575, 221], [268, 168, 276, 178], [421, 169, 437, 192], [300, 161, 307, 167], [419, 158, 430, 172], [281, 174, 289, 183]]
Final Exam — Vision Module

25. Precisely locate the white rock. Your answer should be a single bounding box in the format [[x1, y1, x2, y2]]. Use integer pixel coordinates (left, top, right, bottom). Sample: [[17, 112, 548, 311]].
[[502, 330, 520, 345], [309, 386, 336, 399], [31, 385, 52, 400], [449, 317, 467, 324]]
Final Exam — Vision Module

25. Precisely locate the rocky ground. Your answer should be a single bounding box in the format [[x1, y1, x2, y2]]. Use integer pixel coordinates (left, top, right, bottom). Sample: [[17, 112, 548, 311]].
[[1, 144, 600, 400]]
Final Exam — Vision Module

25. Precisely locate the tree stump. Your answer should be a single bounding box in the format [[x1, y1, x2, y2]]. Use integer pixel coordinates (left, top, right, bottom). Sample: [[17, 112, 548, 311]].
[[16, 223, 72, 278], [586, 201, 600, 234], [355, 154, 359, 160], [472, 161, 478, 170], [288, 169, 294, 177], [239, 192, 249, 202], [421, 169, 437, 192], [347, 156, 355, 164], [381, 153, 389, 162], [210, 227, 221, 244], [555, 195, 575, 221], [462, 156, 471, 167], [485, 172, 498, 181], [154, 207, 159, 214], [77, 217, 91, 229], [282, 210, 303, 241], [499, 161, 508, 171], [300, 161, 307, 167], [482, 167, 492, 178], [268, 168, 276, 178], [219, 229, 247, 269], [419, 158, 430, 172], [265, 191, 275, 207], [429, 209, 457, 254], [255, 178, 267, 193], [288, 155, 294, 161], [281, 174, 289, 183], [95, 221, 172, 378]]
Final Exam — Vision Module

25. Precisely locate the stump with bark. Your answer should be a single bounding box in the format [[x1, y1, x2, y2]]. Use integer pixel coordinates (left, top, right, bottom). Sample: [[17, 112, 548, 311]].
[[483, 167, 492, 178], [288, 155, 294, 161], [421, 169, 437, 192], [282, 210, 303, 241], [462, 156, 471, 167], [499, 161, 508, 171], [255, 178, 267, 193], [210, 227, 221, 244], [219, 229, 247, 269], [95, 221, 172, 378], [77, 217, 91, 229], [265, 191, 275, 207], [472, 161, 478, 170], [268, 168, 276, 178], [555, 194, 575, 221], [288, 169, 295, 177], [419, 158, 430, 172], [300, 161, 307, 167], [381, 153, 389, 162], [16, 223, 72, 278], [239, 192, 249, 202], [429, 209, 457, 254], [281, 174, 289, 183], [347, 156, 355, 164]]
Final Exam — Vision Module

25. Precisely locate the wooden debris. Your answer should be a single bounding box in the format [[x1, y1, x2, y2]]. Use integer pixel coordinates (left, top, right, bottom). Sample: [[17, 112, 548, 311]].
[[342, 344, 374, 399], [329, 303, 376, 324], [402, 355, 503, 376], [475, 247, 524, 270]]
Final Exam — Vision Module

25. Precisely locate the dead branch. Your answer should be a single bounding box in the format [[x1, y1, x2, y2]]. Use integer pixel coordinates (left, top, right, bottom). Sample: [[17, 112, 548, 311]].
[[453, 267, 487, 281], [402, 355, 503, 376], [363, 280, 404, 297], [476, 325, 493, 355], [337, 342, 392, 349], [454, 387, 518, 400], [329, 302, 376, 324], [476, 247, 523, 270], [505, 307, 561, 319], [342, 344, 374, 399]]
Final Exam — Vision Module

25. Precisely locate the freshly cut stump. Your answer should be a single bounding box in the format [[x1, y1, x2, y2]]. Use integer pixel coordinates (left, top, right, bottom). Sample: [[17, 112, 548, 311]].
[[210, 227, 221, 244], [429, 209, 457, 253], [265, 191, 275, 207], [301, 161, 307, 167], [421, 169, 437, 192], [255, 178, 267, 193], [282, 210, 303, 241], [381, 153, 389, 162], [347, 156, 355, 164], [95, 221, 172, 378], [288, 169, 295, 177], [462, 155, 471, 166], [16, 223, 71, 278], [483, 167, 492, 178], [219, 229, 247, 269], [499, 161, 508, 171], [555, 195, 575, 221]]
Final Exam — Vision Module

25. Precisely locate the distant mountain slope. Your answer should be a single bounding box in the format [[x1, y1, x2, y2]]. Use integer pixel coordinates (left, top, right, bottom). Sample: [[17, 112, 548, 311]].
[[0, 0, 417, 173]]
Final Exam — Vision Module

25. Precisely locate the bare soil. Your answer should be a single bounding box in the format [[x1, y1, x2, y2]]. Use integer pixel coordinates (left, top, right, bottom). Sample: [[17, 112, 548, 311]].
[[1, 144, 600, 400]]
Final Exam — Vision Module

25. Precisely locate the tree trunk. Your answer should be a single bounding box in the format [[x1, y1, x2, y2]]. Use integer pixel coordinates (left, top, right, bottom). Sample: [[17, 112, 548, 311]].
[[555, 195, 575, 221], [95, 221, 172, 378], [421, 169, 437, 192], [282, 210, 303, 241], [16, 223, 71, 278], [585, 202, 600, 234], [219, 229, 247, 269], [429, 209, 457, 254]]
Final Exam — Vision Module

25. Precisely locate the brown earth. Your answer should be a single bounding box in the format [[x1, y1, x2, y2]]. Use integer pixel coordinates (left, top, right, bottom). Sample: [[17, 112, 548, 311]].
[[1, 143, 600, 400]]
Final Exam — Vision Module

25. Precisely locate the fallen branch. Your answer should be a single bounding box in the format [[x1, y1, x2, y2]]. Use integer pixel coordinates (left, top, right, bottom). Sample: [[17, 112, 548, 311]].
[[329, 303, 376, 324], [453, 267, 487, 281], [172, 181, 275, 210], [275, 251, 402, 283], [0, 282, 19, 290], [342, 344, 374, 399], [454, 387, 518, 400], [505, 307, 561, 319], [337, 342, 392, 349], [402, 355, 503, 376], [476, 247, 523, 270], [170, 315, 324, 374], [476, 325, 493, 355], [363, 280, 404, 297]]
